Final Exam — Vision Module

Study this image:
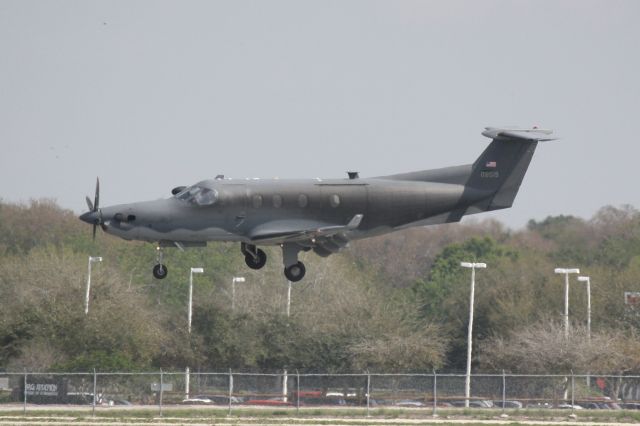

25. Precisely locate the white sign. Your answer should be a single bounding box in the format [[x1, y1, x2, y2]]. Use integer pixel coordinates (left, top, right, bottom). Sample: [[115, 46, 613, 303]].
[[150, 382, 173, 392], [625, 292, 640, 306]]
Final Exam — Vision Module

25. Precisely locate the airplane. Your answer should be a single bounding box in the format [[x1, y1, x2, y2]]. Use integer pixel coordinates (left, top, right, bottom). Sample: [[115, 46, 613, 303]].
[[80, 126, 555, 282]]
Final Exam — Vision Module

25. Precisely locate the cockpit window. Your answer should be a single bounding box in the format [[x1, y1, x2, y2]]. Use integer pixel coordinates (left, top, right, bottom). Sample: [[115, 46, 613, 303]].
[[175, 185, 219, 206]]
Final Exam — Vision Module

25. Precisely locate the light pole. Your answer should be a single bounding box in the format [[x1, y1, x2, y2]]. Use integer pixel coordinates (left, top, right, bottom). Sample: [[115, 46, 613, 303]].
[[554, 268, 580, 338], [286, 280, 292, 318], [554, 267, 579, 401], [283, 280, 292, 402], [84, 256, 102, 315], [578, 275, 592, 387], [460, 261, 487, 408], [188, 267, 204, 334], [576, 276, 591, 340], [186, 267, 204, 399], [231, 276, 245, 312]]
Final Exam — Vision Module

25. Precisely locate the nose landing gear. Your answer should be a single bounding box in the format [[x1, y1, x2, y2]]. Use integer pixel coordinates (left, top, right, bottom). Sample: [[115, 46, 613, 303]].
[[153, 263, 168, 279], [152, 246, 168, 279]]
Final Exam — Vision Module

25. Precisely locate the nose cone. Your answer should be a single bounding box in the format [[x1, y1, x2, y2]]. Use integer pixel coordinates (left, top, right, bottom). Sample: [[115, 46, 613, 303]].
[[79, 210, 98, 224]]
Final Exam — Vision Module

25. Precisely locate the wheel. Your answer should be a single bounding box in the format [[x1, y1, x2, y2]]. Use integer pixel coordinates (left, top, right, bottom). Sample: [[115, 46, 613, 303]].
[[245, 249, 267, 270], [284, 261, 306, 282], [153, 264, 168, 279]]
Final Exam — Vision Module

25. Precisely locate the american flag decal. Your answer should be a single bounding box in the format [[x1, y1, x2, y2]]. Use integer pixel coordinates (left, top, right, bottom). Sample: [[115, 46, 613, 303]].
[[485, 161, 497, 168]]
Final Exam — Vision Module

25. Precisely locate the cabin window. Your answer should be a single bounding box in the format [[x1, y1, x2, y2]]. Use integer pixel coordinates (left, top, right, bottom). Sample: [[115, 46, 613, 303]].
[[329, 194, 340, 208], [252, 195, 263, 208], [298, 194, 308, 208], [273, 194, 283, 208]]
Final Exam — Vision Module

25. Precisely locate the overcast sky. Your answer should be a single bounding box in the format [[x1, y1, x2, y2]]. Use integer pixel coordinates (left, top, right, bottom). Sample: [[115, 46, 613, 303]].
[[1, 0, 638, 229]]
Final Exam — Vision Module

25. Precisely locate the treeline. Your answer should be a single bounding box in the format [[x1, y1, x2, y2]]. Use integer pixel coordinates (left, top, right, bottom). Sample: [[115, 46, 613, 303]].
[[1, 200, 640, 375]]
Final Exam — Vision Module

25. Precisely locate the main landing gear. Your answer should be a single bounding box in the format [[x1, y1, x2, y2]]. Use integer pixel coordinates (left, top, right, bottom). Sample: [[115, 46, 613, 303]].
[[241, 243, 267, 270], [284, 261, 306, 282], [152, 246, 168, 279], [240, 243, 306, 282], [282, 243, 305, 282]]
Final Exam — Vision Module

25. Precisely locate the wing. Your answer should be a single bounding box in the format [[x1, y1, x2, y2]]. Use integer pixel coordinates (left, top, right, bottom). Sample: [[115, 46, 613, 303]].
[[248, 214, 363, 246]]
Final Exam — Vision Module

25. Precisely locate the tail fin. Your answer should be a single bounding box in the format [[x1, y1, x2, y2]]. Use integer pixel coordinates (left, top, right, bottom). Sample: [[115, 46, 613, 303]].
[[380, 126, 555, 212], [381, 126, 555, 226], [467, 127, 555, 211]]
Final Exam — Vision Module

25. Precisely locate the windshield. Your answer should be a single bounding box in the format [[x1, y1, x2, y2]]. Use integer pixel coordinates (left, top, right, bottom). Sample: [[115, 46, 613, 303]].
[[175, 185, 219, 206]]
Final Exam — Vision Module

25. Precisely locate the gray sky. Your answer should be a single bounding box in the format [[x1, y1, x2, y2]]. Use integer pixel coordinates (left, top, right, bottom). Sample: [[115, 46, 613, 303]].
[[1, 0, 639, 229]]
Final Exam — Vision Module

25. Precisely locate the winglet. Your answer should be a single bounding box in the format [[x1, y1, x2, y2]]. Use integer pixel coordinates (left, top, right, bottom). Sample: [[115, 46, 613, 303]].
[[482, 127, 556, 142], [346, 214, 364, 230]]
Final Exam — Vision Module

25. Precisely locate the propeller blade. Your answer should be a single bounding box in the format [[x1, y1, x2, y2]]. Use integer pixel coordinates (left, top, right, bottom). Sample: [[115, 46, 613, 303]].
[[94, 177, 100, 211], [83, 178, 104, 241]]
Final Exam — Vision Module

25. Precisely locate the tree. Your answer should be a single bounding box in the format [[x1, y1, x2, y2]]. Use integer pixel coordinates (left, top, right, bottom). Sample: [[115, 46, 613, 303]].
[[411, 237, 518, 368], [348, 325, 448, 371], [0, 246, 166, 371], [350, 219, 506, 288], [479, 319, 640, 399], [3, 198, 640, 376]]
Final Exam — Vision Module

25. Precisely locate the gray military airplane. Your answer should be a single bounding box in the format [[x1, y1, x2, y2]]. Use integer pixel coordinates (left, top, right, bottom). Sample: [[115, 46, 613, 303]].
[[80, 127, 554, 282]]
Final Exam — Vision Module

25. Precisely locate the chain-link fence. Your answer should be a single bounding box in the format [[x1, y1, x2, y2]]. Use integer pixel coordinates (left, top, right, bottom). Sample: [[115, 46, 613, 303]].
[[1, 371, 639, 414]]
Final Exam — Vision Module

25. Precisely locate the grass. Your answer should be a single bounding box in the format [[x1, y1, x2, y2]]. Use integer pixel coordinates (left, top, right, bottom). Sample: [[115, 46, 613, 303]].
[[2, 406, 640, 424]]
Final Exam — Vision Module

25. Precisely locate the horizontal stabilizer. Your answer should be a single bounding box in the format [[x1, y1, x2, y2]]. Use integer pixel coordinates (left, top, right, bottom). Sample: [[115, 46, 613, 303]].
[[482, 127, 556, 142]]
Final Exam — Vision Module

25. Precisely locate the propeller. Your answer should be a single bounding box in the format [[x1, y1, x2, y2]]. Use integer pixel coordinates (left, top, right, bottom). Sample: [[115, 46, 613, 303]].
[[80, 178, 105, 240]]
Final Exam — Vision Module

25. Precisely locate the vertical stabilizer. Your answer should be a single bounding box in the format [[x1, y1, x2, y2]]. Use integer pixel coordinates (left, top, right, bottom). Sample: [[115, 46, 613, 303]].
[[467, 127, 555, 211]]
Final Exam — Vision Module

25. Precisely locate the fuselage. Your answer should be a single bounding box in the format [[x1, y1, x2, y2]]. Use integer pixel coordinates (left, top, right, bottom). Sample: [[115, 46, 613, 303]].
[[91, 177, 489, 245]]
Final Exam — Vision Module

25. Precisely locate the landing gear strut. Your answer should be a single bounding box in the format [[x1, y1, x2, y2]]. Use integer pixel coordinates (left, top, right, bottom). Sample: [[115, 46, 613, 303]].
[[152, 246, 168, 279], [282, 243, 306, 282], [241, 243, 267, 270]]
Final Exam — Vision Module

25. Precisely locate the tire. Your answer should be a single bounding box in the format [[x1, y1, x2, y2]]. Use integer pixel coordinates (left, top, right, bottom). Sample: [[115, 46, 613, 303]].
[[153, 264, 168, 279], [284, 261, 306, 282], [245, 249, 267, 270]]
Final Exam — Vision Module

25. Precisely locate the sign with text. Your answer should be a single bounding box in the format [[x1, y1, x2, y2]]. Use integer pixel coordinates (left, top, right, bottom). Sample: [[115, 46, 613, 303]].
[[19, 376, 67, 404]]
